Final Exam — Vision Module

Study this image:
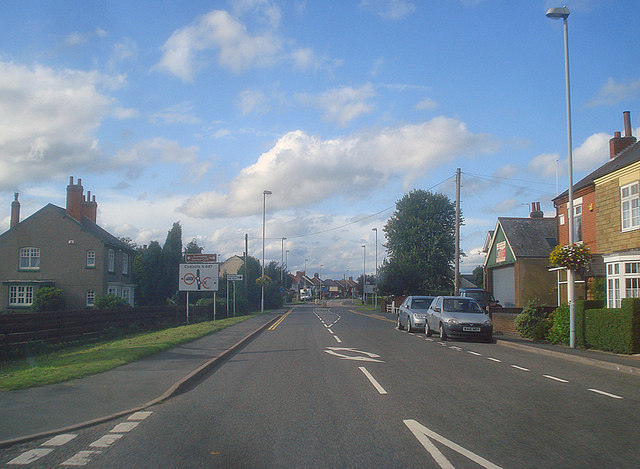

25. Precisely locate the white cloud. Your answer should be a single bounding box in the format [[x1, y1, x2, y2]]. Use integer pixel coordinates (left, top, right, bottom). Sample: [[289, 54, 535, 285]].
[[415, 97, 438, 111], [150, 102, 201, 125], [111, 138, 199, 178], [155, 9, 282, 80], [298, 83, 376, 126], [359, 0, 416, 19], [179, 116, 499, 218], [236, 89, 269, 115], [573, 132, 610, 171], [0, 61, 113, 191], [588, 77, 640, 107], [528, 152, 560, 178]]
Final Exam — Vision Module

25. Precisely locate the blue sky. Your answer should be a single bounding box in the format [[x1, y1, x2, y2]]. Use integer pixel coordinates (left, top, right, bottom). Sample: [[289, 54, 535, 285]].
[[1, 0, 639, 281]]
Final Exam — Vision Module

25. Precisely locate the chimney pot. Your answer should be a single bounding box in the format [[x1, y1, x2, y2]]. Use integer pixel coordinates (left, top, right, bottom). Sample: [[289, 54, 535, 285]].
[[624, 111, 632, 137], [10, 192, 20, 228]]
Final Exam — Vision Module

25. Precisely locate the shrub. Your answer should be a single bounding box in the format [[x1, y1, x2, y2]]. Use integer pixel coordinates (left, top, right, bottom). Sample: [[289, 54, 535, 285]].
[[94, 294, 130, 310], [548, 303, 570, 344], [514, 298, 552, 340], [32, 287, 65, 311]]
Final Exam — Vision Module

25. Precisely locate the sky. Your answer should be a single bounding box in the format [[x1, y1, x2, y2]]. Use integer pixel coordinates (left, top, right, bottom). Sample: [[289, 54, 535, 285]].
[[1, 0, 640, 281]]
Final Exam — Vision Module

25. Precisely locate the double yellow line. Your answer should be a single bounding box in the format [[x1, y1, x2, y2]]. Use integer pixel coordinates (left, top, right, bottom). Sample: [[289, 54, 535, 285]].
[[268, 309, 293, 330]]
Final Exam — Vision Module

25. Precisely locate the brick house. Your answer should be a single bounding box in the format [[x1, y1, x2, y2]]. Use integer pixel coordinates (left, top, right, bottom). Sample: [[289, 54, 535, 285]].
[[483, 203, 558, 307], [553, 111, 639, 307], [0, 177, 135, 310]]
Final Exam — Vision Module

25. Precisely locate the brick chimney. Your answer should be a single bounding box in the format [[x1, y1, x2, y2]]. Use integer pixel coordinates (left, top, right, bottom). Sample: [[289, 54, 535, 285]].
[[609, 111, 637, 159], [66, 176, 98, 223], [530, 201, 544, 219], [10, 193, 20, 228]]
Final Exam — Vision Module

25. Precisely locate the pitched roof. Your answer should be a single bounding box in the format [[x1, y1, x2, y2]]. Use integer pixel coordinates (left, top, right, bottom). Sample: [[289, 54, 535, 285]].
[[553, 141, 640, 202], [497, 217, 557, 258]]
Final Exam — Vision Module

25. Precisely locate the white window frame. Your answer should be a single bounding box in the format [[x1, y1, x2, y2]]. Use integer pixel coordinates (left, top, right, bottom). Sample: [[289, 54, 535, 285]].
[[86, 290, 95, 307], [605, 254, 640, 308], [108, 249, 115, 273], [9, 285, 34, 306], [86, 250, 96, 268], [19, 247, 40, 270], [621, 182, 640, 232], [573, 204, 582, 243], [122, 252, 129, 275]]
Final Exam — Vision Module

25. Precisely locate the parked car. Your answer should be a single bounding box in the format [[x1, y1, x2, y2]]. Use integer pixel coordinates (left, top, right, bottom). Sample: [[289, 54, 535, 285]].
[[397, 296, 435, 332], [426, 296, 493, 342], [459, 288, 501, 314]]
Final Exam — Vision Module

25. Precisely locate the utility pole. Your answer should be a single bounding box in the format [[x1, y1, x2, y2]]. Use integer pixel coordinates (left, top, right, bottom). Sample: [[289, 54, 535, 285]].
[[244, 233, 248, 290], [455, 168, 461, 296]]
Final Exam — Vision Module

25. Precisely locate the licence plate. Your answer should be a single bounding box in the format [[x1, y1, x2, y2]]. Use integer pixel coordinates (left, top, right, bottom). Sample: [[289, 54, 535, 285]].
[[463, 327, 481, 332]]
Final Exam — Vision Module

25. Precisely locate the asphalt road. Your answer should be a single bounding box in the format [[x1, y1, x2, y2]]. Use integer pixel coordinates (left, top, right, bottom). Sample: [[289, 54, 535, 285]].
[[3, 301, 639, 468]]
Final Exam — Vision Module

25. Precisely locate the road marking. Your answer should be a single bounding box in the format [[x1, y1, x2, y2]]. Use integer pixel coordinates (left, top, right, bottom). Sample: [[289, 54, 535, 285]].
[[7, 448, 54, 465], [349, 309, 396, 323], [487, 357, 501, 362], [268, 310, 292, 330], [61, 450, 101, 466], [43, 434, 77, 446], [128, 411, 152, 420], [404, 419, 503, 469], [426, 338, 434, 341], [588, 388, 623, 399], [450, 346, 462, 351], [324, 347, 384, 362], [327, 328, 333, 333], [511, 365, 530, 372], [358, 366, 387, 394], [90, 434, 124, 448], [467, 351, 482, 356], [333, 335, 342, 343], [110, 421, 140, 433], [543, 375, 569, 383]]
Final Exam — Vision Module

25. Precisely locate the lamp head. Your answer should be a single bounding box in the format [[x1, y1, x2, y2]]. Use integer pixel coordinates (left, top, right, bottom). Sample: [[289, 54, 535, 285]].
[[263, 190, 272, 195], [546, 6, 569, 19]]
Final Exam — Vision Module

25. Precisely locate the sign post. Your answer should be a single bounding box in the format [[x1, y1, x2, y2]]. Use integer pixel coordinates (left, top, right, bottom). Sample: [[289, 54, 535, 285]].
[[179, 262, 219, 323], [227, 274, 243, 317]]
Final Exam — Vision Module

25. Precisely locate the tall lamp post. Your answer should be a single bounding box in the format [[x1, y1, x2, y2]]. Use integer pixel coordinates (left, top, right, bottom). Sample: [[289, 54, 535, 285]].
[[262, 190, 272, 314], [372, 227, 378, 308], [362, 244, 366, 304], [546, 6, 576, 348], [281, 237, 287, 284], [304, 258, 308, 288]]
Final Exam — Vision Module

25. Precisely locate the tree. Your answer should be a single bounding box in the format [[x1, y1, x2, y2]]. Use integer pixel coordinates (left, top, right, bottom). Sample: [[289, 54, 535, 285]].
[[161, 222, 183, 301], [183, 238, 204, 257], [379, 189, 458, 295], [134, 241, 164, 305], [472, 266, 484, 289], [32, 287, 65, 311]]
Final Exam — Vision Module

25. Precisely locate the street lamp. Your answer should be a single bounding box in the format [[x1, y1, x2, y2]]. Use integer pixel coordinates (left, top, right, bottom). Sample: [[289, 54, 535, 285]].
[[285, 249, 289, 276], [281, 237, 287, 284], [262, 190, 272, 314], [362, 244, 366, 304], [320, 264, 324, 300], [546, 5, 576, 348], [304, 258, 308, 287], [372, 227, 378, 308]]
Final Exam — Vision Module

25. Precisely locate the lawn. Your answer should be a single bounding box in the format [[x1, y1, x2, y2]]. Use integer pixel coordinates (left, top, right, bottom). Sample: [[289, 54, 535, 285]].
[[0, 315, 254, 390]]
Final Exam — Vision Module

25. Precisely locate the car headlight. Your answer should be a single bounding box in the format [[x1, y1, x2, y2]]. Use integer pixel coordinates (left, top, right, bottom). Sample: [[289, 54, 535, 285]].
[[483, 319, 493, 326], [446, 318, 459, 325], [413, 314, 425, 319]]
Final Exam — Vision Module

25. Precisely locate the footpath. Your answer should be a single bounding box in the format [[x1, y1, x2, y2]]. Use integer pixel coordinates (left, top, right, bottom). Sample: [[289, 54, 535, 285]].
[[1, 307, 639, 449], [0, 312, 282, 448]]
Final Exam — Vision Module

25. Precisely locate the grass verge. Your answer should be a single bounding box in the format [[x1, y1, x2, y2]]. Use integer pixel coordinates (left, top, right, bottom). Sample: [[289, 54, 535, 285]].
[[0, 315, 254, 391]]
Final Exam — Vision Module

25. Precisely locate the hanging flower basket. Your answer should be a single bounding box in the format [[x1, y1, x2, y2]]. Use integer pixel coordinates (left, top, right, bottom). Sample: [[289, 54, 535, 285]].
[[549, 243, 591, 270], [256, 275, 272, 286]]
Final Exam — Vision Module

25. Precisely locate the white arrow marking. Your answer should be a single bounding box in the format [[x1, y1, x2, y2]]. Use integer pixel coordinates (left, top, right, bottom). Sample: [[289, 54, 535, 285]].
[[404, 419, 503, 469], [324, 347, 384, 362]]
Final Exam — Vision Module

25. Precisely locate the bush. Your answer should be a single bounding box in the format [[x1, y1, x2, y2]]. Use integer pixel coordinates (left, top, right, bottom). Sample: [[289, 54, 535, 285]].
[[94, 294, 130, 310], [32, 287, 65, 311], [514, 298, 552, 340], [548, 303, 570, 344]]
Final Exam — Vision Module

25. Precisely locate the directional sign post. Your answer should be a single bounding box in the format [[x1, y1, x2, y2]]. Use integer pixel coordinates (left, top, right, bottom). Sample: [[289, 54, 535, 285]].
[[179, 263, 219, 323]]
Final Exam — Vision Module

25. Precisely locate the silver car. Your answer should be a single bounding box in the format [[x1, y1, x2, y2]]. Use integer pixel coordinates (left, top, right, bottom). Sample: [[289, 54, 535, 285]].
[[426, 296, 493, 342], [397, 296, 435, 332]]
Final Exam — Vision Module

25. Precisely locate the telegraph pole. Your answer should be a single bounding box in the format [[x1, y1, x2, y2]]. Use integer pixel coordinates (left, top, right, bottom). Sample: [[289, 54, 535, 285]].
[[455, 168, 461, 295]]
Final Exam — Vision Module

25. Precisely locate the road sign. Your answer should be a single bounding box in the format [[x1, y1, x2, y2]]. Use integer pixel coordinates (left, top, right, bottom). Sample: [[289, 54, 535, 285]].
[[185, 253, 217, 263], [179, 263, 219, 291], [227, 274, 243, 281]]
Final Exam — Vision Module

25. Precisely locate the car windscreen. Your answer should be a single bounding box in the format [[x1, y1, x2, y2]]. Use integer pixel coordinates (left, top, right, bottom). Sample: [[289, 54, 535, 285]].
[[411, 298, 433, 309], [465, 291, 487, 301], [443, 299, 484, 313]]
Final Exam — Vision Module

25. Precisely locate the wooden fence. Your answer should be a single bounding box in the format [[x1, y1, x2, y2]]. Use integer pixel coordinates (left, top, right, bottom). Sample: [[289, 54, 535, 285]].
[[0, 304, 226, 358]]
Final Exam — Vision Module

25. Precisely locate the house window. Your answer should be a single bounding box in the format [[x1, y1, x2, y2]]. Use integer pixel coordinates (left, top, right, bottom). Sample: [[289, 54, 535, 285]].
[[122, 252, 129, 275], [108, 249, 115, 273], [605, 259, 640, 308], [621, 182, 640, 231], [9, 285, 34, 306], [608, 278, 621, 308], [86, 290, 95, 307], [122, 286, 133, 305], [573, 204, 582, 242], [19, 247, 40, 270], [559, 214, 565, 226], [86, 250, 96, 268]]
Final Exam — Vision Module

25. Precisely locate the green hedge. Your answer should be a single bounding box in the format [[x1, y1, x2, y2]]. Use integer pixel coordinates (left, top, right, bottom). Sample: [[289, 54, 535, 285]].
[[576, 298, 640, 354]]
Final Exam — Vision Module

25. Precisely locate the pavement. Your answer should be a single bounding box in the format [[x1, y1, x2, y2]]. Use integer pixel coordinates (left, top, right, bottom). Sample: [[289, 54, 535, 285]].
[[1, 306, 639, 449]]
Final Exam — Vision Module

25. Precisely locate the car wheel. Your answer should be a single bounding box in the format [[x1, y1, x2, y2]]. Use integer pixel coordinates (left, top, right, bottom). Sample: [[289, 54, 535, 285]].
[[406, 318, 413, 333], [397, 315, 403, 330], [425, 321, 432, 337], [439, 323, 447, 341]]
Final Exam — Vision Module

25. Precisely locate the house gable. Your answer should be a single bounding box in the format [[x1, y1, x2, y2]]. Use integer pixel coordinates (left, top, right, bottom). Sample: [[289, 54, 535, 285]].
[[484, 223, 516, 269]]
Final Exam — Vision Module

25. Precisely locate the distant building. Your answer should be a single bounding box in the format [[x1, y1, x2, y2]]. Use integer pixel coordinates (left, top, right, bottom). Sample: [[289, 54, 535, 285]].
[[0, 177, 135, 310]]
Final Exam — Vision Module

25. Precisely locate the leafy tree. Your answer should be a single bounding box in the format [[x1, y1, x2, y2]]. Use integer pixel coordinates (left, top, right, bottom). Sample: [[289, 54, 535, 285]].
[[238, 256, 261, 311], [161, 222, 183, 300], [263, 261, 284, 309], [133, 241, 164, 305], [183, 238, 204, 257], [379, 189, 458, 295], [472, 266, 484, 289], [32, 287, 65, 311]]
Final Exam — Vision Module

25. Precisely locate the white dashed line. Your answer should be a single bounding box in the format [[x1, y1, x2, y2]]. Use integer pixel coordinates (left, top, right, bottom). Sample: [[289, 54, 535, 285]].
[[333, 335, 342, 343], [467, 351, 482, 356], [487, 357, 501, 362], [327, 328, 333, 334], [588, 388, 623, 399], [43, 434, 77, 446], [90, 434, 123, 448], [359, 366, 388, 394], [61, 450, 101, 466], [425, 337, 434, 341], [110, 421, 139, 433], [128, 411, 152, 420], [450, 346, 462, 351], [511, 365, 530, 372], [543, 375, 569, 383], [7, 448, 54, 465]]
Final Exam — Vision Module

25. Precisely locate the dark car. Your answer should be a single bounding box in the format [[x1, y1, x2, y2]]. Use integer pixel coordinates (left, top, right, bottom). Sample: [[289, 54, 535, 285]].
[[426, 296, 493, 342], [459, 288, 501, 313]]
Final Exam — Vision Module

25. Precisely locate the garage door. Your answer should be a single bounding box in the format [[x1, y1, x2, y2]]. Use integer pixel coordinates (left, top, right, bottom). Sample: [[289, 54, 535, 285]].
[[492, 266, 515, 307]]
